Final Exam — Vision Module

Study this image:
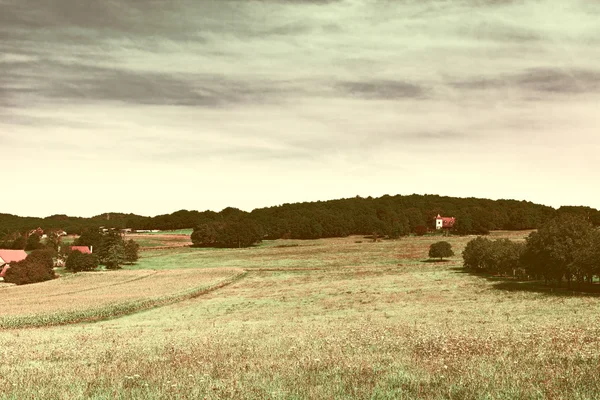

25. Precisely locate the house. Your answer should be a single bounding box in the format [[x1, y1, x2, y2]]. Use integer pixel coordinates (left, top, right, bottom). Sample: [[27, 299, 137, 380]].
[[435, 214, 456, 230], [28, 227, 44, 237], [0, 249, 28, 279], [70, 246, 92, 254]]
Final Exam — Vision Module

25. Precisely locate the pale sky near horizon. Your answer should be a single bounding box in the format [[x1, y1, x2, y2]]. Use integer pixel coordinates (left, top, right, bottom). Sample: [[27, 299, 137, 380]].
[[1, 0, 599, 218]]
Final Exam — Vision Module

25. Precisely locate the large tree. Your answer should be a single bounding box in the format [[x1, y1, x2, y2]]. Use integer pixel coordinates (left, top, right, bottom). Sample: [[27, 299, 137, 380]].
[[4, 249, 56, 285], [521, 214, 594, 286]]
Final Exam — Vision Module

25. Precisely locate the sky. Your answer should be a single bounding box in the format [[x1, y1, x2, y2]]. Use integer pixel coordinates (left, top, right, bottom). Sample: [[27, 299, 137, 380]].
[[1, 0, 599, 218]]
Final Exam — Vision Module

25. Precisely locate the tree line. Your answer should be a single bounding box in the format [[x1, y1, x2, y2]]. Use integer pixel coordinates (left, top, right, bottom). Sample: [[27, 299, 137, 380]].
[[463, 214, 600, 288], [2, 195, 600, 247]]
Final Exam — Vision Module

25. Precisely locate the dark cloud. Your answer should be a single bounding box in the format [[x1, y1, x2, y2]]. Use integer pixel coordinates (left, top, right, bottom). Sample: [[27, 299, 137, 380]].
[[338, 80, 426, 100], [452, 68, 600, 94]]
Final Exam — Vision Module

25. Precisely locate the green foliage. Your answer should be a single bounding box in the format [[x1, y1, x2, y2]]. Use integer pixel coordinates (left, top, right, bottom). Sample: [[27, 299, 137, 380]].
[[462, 237, 492, 270], [74, 229, 103, 250], [192, 219, 262, 248], [25, 233, 43, 251], [11, 234, 27, 250], [124, 240, 140, 264], [428, 241, 454, 260], [104, 241, 126, 270], [4, 249, 56, 285], [464, 214, 599, 285], [44, 231, 61, 252], [65, 251, 99, 272], [414, 226, 428, 236], [2, 194, 599, 245], [521, 214, 594, 284]]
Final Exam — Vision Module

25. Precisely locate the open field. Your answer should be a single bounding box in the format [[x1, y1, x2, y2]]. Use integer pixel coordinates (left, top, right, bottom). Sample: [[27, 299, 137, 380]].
[[125, 233, 193, 249], [0, 268, 243, 329], [2, 231, 600, 399]]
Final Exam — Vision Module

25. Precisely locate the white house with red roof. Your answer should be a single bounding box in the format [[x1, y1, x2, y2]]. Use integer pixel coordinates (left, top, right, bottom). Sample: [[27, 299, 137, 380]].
[[0, 249, 28, 279], [435, 214, 456, 230]]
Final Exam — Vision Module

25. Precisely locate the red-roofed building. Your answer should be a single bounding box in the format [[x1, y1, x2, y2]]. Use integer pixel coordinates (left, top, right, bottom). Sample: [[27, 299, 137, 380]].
[[435, 214, 456, 230], [0, 249, 28, 278], [70, 246, 92, 254]]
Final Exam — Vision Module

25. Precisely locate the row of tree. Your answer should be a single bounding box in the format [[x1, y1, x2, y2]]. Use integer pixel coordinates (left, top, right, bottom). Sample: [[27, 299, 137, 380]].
[[3, 195, 600, 239], [463, 214, 600, 287], [71, 230, 139, 269]]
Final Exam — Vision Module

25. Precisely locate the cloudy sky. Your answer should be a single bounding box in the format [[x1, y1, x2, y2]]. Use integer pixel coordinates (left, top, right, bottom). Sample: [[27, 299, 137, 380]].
[[1, 0, 599, 217]]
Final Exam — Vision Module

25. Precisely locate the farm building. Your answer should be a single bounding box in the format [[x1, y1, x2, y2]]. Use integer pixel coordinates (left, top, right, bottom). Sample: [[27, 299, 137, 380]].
[[435, 214, 456, 230], [70, 246, 92, 254], [0, 249, 28, 279]]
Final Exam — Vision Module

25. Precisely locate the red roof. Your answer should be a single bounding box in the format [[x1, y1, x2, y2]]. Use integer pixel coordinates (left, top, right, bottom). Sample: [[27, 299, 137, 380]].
[[70, 246, 92, 254], [0, 265, 10, 278], [435, 215, 456, 228], [0, 249, 28, 265]]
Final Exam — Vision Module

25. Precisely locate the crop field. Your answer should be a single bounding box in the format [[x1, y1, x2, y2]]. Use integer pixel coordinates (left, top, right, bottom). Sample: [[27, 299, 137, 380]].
[[1, 232, 600, 399], [0, 268, 243, 329]]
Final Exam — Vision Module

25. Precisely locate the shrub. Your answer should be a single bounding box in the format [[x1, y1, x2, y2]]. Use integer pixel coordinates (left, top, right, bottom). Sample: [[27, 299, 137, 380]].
[[66, 251, 99, 272], [414, 226, 428, 236], [4, 249, 56, 285], [428, 241, 454, 260]]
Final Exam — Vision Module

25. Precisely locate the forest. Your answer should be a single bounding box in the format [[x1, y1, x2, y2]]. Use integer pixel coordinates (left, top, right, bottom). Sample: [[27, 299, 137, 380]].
[[2, 194, 599, 245]]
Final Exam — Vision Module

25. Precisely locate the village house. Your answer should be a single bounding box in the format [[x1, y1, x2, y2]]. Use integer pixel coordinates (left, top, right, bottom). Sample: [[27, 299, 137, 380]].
[[435, 214, 456, 230], [0, 249, 28, 280], [70, 246, 92, 254]]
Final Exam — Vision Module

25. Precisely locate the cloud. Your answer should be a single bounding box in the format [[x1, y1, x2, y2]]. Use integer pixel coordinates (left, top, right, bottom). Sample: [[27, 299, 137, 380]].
[[338, 80, 426, 100], [452, 68, 600, 94]]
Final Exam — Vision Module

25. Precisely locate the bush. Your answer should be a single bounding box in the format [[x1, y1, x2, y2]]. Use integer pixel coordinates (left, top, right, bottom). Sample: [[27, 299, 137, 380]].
[[4, 249, 56, 285], [428, 241, 454, 260], [414, 226, 428, 236], [65, 251, 99, 272]]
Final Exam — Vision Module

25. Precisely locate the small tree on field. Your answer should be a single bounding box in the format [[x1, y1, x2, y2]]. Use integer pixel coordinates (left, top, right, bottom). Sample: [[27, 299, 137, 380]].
[[429, 241, 454, 261], [65, 251, 99, 272]]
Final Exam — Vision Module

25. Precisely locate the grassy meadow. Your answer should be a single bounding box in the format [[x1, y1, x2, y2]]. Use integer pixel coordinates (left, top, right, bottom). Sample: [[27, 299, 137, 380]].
[[1, 232, 600, 399]]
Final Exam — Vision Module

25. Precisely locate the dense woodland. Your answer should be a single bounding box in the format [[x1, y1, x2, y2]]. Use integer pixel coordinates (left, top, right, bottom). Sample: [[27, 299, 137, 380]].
[[2, 195, 600, 247]]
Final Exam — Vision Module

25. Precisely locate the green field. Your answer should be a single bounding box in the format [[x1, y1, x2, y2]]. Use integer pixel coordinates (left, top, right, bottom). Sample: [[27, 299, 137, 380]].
[[1, 232, 600, 399]]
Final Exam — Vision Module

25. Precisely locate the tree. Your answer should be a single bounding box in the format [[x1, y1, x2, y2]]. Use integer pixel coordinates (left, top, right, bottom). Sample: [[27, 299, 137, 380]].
[[25, 233, 43, 251], [44, 231, 61, 252], [65, 251, 99, 272], [4, 249, 56, 285], [520, 214, 594, 286], [191, 219, 262, 248], [572, 230, 600, 285], [462, 237, 492, 270], [429, 241, 454, 260], [124, 240, 140, 264], [104, 241, 126, 269], [11, 234, 26, 250], [74, 229, 103, 251]]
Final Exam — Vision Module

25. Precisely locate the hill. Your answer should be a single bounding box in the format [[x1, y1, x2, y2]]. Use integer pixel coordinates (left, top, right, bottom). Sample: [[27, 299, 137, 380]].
[[1, 194, 599, 240]]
